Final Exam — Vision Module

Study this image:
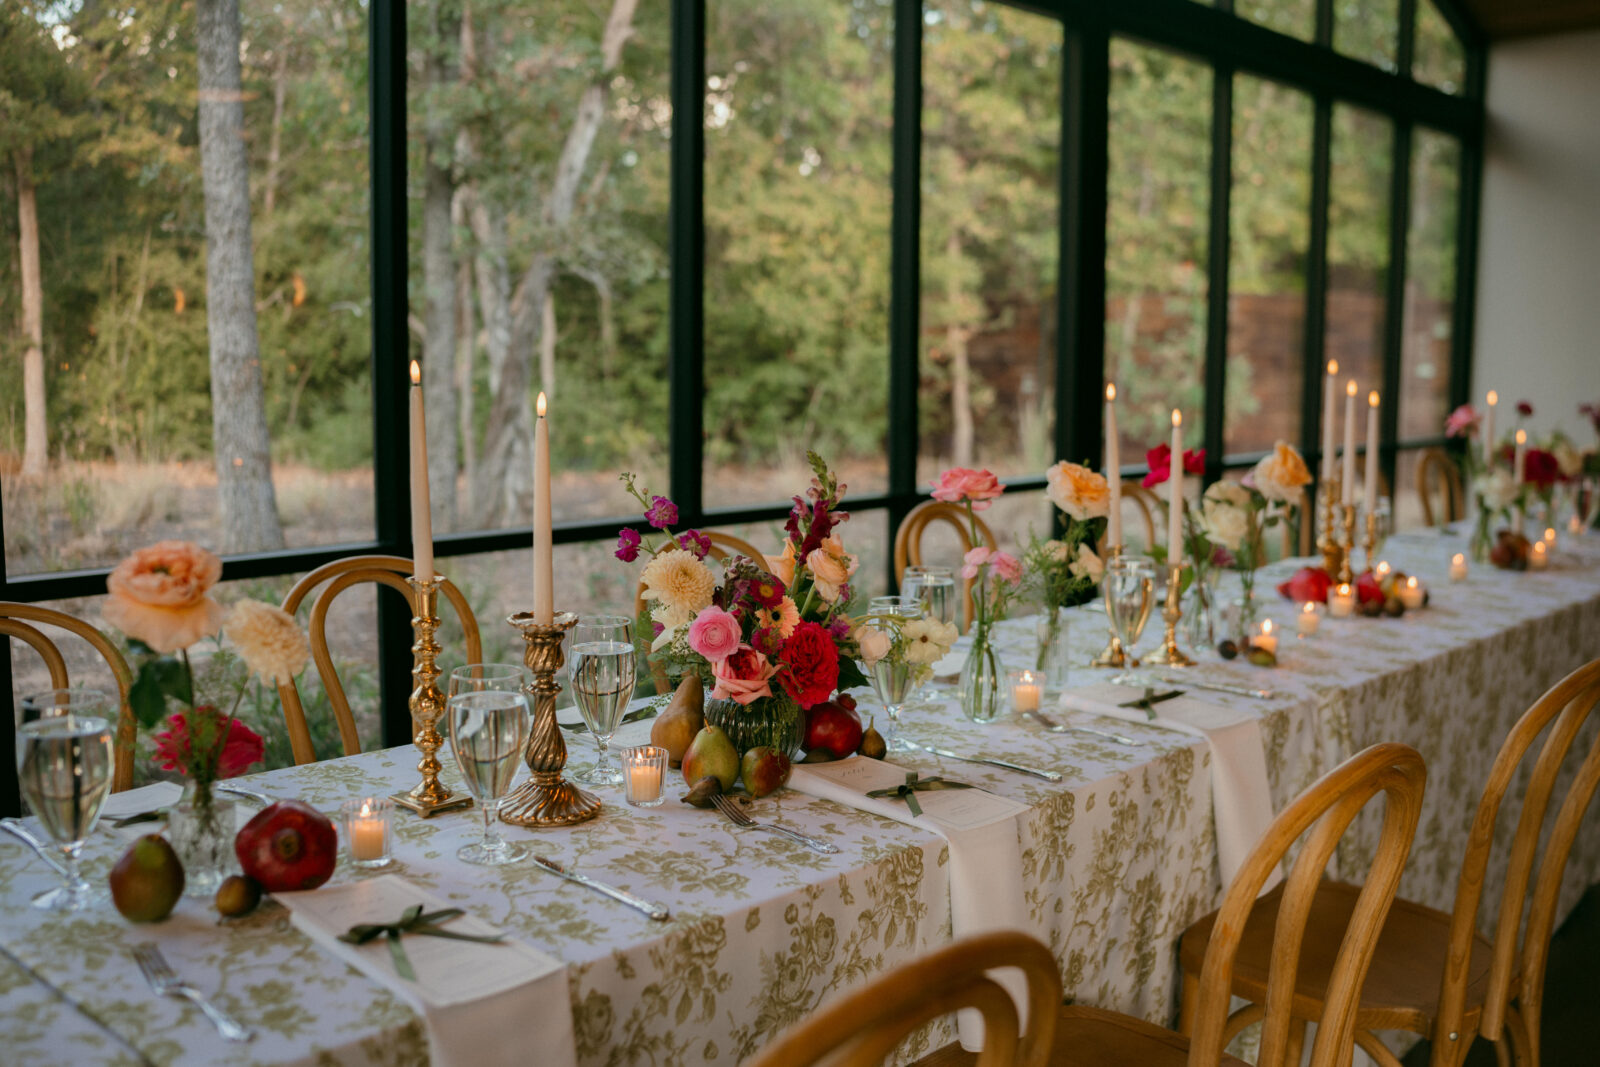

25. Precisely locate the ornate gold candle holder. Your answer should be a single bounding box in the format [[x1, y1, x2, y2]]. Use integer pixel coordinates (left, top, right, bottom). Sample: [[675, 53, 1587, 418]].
[[1317, 473, 1346, 579], [1151, 564, 1194, 667], [1363, 510, 1380, 574], [1089, 544, 1130, 668], [499, 610, 602, 827], [1338, 504, 1357, 585], [393, 575, 474, 817]]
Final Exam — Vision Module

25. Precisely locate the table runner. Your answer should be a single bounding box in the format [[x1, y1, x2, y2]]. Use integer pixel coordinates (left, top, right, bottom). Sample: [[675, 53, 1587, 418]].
[[0, 531, 1595, 1066]]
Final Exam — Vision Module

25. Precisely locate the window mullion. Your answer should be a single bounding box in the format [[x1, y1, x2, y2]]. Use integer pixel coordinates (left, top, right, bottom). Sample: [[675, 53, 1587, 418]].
[[887, 0, 923, 574], [1202, 67, 1232, 483], [670, 0, 707, 530], [1381, 121, 1413, 508]]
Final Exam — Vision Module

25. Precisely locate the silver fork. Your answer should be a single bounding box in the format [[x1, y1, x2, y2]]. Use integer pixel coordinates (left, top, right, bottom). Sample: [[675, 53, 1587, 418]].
[[131, 944, 254, 1043], [709, 795, 839, 855]]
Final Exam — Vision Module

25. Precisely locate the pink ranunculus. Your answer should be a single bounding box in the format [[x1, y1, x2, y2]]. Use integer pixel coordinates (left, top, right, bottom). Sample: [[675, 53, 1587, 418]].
[[989, 550, 1024, 585], [1444, 404, 1481, 439], [687, 606, 742, 664], [959, 545, 993, 580], [710, 645, 778, 706], [930, 468, 1004, 511]]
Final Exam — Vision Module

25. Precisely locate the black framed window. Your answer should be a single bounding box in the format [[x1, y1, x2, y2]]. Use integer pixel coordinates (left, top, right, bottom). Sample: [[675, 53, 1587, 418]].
[[0, 0, 1485, 808]]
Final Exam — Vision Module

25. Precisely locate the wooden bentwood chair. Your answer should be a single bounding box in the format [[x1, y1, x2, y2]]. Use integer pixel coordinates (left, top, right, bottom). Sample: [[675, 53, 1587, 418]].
[[1095, 482, 1160, 556], [747, 742, 1426, 1067], [892, 500, 997, 635], [635, 530, 769, 695], [2, 603, 139, 792], [1417, 448, 1467, 527], [1177, 657, 1600, 1067], [276, 556, 482, 765]]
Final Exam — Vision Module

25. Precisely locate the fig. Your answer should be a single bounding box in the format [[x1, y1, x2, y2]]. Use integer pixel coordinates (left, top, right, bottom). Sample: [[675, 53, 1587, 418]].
[[858, 718, 887, 760], [652, 675, 704, 768], [740, 747, 792, 798], [1246, 646, 1278, 668], [682, 725, 740, 791], [235, 800, 338, 893], [1359, 596, 1384, 617], [681, 775, 723, 809], [215, 874, 262, 918], [1383, 596, 1406, 618], [110, 835, 185, 923], [1217, 640, 1239, 660]]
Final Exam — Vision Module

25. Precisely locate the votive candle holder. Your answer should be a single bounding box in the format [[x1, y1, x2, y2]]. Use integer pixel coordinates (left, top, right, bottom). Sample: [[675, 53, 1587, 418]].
[[623, 746, 667, 808], [1008, 669, 1044, 715], [342, 797, 394, 868]]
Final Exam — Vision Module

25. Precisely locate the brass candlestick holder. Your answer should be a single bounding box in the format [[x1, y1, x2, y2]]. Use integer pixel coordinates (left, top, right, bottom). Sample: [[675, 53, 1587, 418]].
[[1089, 544, 1130, 668], [1151, 563, 1194, 667], [1363, 510, 1380, 574], [1338, 504, 1357, 585], [1318, 473, 1346, 579], [393, 575, 474, 817], [498, 610, 602, 828]]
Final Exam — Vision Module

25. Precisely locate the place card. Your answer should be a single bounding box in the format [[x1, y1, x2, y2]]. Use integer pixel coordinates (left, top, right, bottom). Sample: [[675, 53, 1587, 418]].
[[790, 756, 1028, 832], [277, 875, 561, 1007]]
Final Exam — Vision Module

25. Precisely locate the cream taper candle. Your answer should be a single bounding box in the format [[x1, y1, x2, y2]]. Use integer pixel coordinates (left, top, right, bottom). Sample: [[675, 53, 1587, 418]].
[[1483, 390, 1498, 468], [1168, 409, 1184, 565], [1342, 379, 1358, 507], [1105, 383, 1122, 549], [408, 361, 434, 581], [1364, 390, 1380, 518], [1322, 360, 1339, 484], [533, 391, 554, 624]]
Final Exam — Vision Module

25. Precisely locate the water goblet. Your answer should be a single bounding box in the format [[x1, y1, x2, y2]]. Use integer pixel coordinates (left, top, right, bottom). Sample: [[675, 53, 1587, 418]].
[[569, 615, 636, 786], [1102, 555, 1155, 669], [446, 690, 531, 866], [16, 713, 114, 910], [18, 687, 114, 726], [901, 566, 957, 628], [864, 595, 923, 753], [448, 663, 530, 700]]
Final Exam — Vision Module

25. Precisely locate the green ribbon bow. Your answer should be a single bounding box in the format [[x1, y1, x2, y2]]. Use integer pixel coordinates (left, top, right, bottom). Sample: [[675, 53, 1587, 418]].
[[339, 905, 504, 982], [865, 772, 974, 817], [1118, 687, 1183, 721]]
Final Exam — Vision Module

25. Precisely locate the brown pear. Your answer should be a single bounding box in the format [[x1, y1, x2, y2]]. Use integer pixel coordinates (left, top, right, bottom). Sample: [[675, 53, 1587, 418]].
[[652, 674, 705, 768], [858, 717, 887, 760]]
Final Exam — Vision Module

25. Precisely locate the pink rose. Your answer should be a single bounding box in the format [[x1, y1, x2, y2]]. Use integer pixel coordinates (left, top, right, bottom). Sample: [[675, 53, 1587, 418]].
[[959, 546, 993, 581], [931, 468, 1004, 511], [687, 606, 742, 663], [990, 550, 1023, 585], [710, 645, 778, 706]]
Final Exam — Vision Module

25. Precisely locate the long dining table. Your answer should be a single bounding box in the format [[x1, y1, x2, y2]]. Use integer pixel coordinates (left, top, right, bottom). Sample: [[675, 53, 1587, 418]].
[[3, 530, 1599, 1066]]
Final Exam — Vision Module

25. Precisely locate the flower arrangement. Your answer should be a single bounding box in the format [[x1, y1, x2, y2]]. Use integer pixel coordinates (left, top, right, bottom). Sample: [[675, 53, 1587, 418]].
[[616, 453, 869, 736], [1025, 461, 1108, 672], [1214, 443, 1312, 607]]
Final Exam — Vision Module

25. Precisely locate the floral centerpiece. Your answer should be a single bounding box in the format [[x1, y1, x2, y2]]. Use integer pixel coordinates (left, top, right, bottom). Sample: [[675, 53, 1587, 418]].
[[1139, 442, 1226, 638], [854, 606, 958, 752], [929, 468, 1023, 722], [1198, 442, 1312, 634], [1024, 461, 1108, 685], [615, 453, 868, 758], [1445, 401, 1507, 560], [102, 541, 309, 894]]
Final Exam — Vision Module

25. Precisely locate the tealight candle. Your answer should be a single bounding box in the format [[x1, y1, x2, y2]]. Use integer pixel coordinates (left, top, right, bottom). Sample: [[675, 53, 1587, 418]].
[[1450, 553, 1468, 582], [342, 797, 393, 868], [623, 745, 667, 807], [1330, 583, 1356, 618], [1009, 669, 1043, 714], [1399, 576, 1425, 610], [1530, 541, 1549, 570], [1253, 619, 1279, 655], [1571, 513, 1585, 537], [1374, 561, 1391, 583], [1297, 601, 1322, 637], [1544, 527, 1558, 551]]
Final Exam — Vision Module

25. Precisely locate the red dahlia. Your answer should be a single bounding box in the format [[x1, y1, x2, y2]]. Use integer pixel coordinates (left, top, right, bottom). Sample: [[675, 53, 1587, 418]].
[[776, 621, 840, 710]]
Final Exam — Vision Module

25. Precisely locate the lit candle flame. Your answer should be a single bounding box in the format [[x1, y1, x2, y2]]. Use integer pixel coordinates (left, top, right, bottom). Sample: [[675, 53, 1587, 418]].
[[1327, 359, 1338, 375], [1262, 619, 1274, 636], [1346, 379, 1358, 397], [1487, 390, 1498, 406], [409, 360, 421, 386], [1106, 383, 1116, 401], [1516, 429, 1526, 444], [1171, 409, 1181, 428], [536, 391, 547, 417], [1406, 576, 1418, 589], [1368, 390, 1379, 408]]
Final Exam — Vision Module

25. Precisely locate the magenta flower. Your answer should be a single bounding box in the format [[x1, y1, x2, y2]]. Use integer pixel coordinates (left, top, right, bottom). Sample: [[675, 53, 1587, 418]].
[[677, 529, 711, 559], [645, 495, 679, 529], [931, 468, 1004, 511], [615, 528, 642, 562], [1444, 404, 1481, 438], [687, 606, 742, 663]]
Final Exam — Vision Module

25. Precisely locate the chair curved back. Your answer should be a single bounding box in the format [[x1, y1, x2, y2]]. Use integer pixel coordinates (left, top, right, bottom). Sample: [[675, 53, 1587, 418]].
[[634, 531, 771, 695], [1416, 447, 1465, 527], [1, 603, 138, 792], [893, 500, 998, 634], [277, 556, 482, 765], [745, 930, 1061, 1067], [1435, 657, 1600, 1061], [1188, 742, 1426, 1067]]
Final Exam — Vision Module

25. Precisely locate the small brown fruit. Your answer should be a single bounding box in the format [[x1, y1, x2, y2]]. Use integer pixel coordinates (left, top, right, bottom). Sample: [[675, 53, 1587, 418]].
[[1383, 596, 1405, 617], [215, 875, 262, 918], [1217, 640, 1239, 660], [681, 776, 724, 809], [858, 717, 887, 760], [1246, 646, 1278, 668], [109, 835, 185, 923]]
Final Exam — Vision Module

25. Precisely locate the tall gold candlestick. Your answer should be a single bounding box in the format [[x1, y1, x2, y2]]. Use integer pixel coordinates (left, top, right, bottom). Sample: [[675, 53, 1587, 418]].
[[1151, 564, 1195, 667], [393, 576, 473, 817], [1339, 504, 1357, 585], [1090, 544, 1130, 668], [1363, 510, 1380, 573], [499, 610, 602, 827], [1318, 473, 1346, 578]]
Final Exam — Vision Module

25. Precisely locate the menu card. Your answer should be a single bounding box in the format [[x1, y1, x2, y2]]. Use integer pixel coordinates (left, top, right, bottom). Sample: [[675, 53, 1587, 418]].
[[790, 755, 1028, 833]]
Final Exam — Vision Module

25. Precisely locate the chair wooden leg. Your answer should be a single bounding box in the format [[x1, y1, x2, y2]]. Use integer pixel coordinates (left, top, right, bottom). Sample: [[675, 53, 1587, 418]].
[[1354, 1029, 1406, 1067], [1178, 971, 1200, 1036], [1284, 1017, 1306, 1066], [1504, 1004, 1535, 1067]]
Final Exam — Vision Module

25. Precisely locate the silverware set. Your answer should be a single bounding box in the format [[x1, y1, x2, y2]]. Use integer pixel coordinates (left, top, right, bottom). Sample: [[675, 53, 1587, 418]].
[[1023, 709, 1139, 747], [529, 854, 670, 922], [131, 943, 254, 1043], [710, 794, 839, 855], [903, 738, 1063, 782]]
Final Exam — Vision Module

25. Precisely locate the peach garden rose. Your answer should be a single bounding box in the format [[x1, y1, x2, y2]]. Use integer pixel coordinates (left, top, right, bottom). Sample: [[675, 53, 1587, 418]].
[[102, 540, 226, 654]]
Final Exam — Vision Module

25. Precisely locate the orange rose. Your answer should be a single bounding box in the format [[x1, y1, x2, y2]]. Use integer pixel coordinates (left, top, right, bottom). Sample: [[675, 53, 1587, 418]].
[[1045, 461, 1110, 521], [102, 540, 225, 653]]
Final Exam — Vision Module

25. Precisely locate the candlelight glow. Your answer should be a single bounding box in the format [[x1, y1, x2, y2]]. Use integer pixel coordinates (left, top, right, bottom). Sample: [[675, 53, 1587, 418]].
[[536, 391, 548, 417], [409, 360, 421, 386], [1106, 383, 1116, 401], [1327, 359, 1338, 375], [1346, 379, 1358, 397], [1516, 429, 1526, 444], [1406, 576, 1418, 590], [1171, 409, 1181, 428], [1368, 390, 1379, 408], [1487, 390, 1498, 406], [1262, 619, 1274, 636]]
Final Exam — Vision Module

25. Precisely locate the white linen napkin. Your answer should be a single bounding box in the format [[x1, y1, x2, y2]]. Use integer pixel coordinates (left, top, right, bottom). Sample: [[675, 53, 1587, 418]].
[[276, 875, 576, 1067], [789, 756, 1032, 1049], [1058, 682, 1278, 889]]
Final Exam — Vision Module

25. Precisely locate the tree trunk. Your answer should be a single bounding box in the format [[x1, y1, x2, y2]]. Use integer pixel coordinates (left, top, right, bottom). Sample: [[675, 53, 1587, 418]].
[[16, 147, 47, 478], [946, 230, 975, 468], [539, 288, 555, 397], [263, 45, 288, 217], [455, 253, 476, 520], [197, 0, 284, 552], [573, 265, 616, 375], [422, 0, 460, 530]]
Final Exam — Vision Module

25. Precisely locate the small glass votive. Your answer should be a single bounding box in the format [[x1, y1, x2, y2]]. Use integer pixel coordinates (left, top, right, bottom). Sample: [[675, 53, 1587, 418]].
[[1530, 541, 1549, 570], [1329, 583, 1356, 618], [342, 797, 394, 868], [622, 746, 667, 807], [1398, 576, 1426, 609], [1008, 669, 1044, 715], [1296, 601, 1322, 638], [1373, 561, 1392, 584], [1450, 553, 1468, 582], [1544, 527, 1558, 551], [1252, 619, 1279, 656]]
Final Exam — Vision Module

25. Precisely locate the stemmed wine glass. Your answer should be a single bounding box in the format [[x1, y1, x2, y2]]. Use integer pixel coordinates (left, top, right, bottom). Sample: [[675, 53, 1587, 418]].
[[446, 689, 531, 866], [16, 711, 114, 910], [901, 566, 957, 628], [1102, 555, 1156, 670], [865, 595, 923, 753], [569, 615, 636, 786], [18, 687, 114, 727]]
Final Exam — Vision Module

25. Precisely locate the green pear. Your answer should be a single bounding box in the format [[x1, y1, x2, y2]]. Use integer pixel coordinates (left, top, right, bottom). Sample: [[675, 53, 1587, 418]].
[[682, 724, 739, 791], [109, 834, 185, 923], [652, 674, 705, 768], [740, 746, 792, 798]]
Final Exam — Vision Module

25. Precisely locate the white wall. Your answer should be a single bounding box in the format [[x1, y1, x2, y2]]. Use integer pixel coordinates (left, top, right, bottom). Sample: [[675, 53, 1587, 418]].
[[1473, 29, 1600, 442]]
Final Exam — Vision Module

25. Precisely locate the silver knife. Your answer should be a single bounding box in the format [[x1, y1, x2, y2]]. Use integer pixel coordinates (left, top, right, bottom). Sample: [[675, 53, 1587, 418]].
[[1025, 710, 1138, 747], [1111, 672, 1274, 701], [530, 855, 670, 922], [0, 818, 70, 878], [910, 742, 1062, 782], [216, 783, 274, 806]]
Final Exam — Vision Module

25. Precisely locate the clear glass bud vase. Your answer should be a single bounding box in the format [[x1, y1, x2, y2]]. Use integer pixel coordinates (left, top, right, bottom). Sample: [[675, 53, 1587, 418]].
[[959, 628, 1003, 724], [168, 781, 236, 897], [1034, 608, 1072, 692]]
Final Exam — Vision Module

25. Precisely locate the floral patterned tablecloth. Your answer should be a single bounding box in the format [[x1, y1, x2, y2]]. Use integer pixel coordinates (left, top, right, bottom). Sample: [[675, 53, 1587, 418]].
[[2, 532, 1597, 1066]]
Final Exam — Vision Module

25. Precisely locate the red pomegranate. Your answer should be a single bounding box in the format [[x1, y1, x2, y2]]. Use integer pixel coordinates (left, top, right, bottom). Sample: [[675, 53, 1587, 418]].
[[804, 697, 863, 759], [235, 800, 338, 892]]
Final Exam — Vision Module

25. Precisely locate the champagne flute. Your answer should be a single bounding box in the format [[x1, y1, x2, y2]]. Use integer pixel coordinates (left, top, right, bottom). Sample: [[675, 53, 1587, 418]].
[[865, 595, 923, 753], [569, 615, 636, 786], [446, 690, 531, 866], [16, 713, 114, 910], [901, 566, 957, 627], [1102, 555, 1155, 669]]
